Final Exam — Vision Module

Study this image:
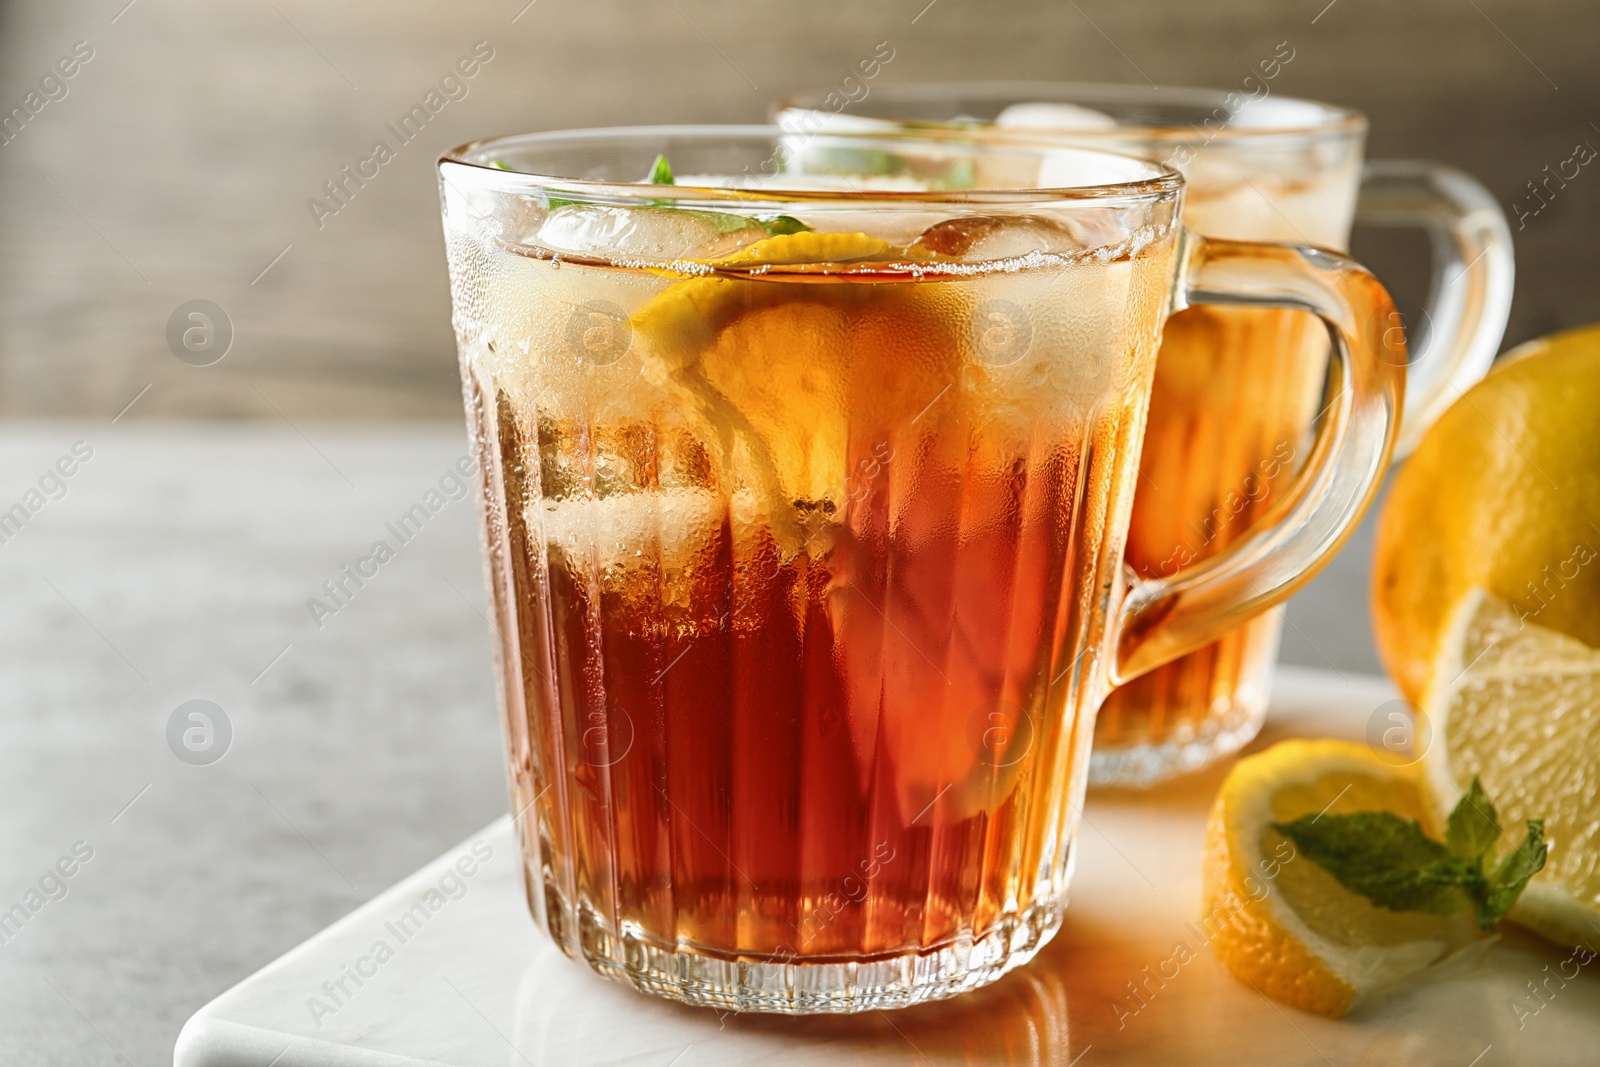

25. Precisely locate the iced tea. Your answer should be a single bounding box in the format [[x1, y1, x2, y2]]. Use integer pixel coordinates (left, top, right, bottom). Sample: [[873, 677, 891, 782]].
[[443, 135, 1178, 1010], [773, 87, 1368, 784], [1093, 159, 1360, 782], [440, 128, 1405, 1011]]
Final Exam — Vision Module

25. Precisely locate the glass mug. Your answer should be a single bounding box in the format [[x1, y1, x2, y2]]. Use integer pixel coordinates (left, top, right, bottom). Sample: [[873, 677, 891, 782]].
[[437, 127, 1403, 1012], [775, 83, 1514, 786]]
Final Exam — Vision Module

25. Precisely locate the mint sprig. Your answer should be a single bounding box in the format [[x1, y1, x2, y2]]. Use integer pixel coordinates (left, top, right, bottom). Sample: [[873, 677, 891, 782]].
[[537, 154, 816, 242], [755, 214, 812, 236], [640, 157, 810, 235], [1273, 777, 1547, 931]]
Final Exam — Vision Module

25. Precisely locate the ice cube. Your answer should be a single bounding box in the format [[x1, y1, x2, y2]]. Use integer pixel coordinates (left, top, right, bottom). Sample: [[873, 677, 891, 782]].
[[672, 171, 931, 193], [535, 205, 766, 262], [1225, 96, 1325, 131], [1181, 166, 1355, 247], [774, 109, 894, 137], [908, 213, 1131, 261], [538, 487, 723, 579], [994, 101, 1120, 132]]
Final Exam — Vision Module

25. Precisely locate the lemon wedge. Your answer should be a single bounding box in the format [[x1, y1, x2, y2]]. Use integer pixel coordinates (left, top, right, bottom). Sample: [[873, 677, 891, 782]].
[[1421, 589, 1600, 950]]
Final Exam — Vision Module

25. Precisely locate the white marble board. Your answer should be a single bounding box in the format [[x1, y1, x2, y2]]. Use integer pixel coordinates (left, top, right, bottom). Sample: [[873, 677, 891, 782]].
[[174, 668, 1600, 1067]]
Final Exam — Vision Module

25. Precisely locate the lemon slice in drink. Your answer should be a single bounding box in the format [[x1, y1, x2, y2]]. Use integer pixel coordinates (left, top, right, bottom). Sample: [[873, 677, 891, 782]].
[[630, 230, 944, 552], [1203, 740, 1479, 1017], [1421, 589, 1600, 950], [631, 229, 1014, 818]]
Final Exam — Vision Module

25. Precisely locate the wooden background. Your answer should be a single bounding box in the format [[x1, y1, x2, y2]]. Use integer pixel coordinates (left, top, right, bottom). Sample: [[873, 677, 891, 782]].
[[0, 0, 1594, 420]]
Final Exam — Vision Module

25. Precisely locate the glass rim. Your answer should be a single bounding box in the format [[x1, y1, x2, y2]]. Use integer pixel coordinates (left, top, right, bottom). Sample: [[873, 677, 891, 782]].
[[771, 81, 1368, 145], [438, 124, 1185, 206]]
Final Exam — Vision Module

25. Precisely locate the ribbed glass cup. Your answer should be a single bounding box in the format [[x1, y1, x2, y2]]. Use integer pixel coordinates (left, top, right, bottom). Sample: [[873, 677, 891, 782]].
[[438, 125, 1403, 1011]]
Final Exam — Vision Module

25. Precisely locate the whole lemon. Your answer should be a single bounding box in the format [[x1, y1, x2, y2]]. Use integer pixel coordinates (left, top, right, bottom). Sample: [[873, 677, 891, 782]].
[[1373, 324, 1600, 703]]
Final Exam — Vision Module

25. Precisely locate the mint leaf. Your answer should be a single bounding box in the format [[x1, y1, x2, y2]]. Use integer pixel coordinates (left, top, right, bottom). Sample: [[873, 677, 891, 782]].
[[689, 209, 762, 235], [1484, 818, 1548, 928], [647, 154, 674, 185], [690, 212, 811, 238], [935, 157, 977, 190], [811, 147, 900, 177], [1274, 812, 1467, 914], [1447, 776, 1501, 863], [539, 202, 792, 241], [489, 160, 513, 171], [1274, 781, 1548, 932], [757, 215, 812, 237], [1416, 857, 1481, 889]]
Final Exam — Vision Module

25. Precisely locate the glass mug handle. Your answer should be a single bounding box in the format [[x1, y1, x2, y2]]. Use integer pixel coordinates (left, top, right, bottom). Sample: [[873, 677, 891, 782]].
[[1108, 234, 1406, 685], [1355, 160, 1514, 457]]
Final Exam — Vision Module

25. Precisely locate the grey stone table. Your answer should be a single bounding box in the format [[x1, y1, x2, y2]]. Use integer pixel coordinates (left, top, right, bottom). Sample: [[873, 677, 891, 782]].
[[0, 420, 1382, 1066]]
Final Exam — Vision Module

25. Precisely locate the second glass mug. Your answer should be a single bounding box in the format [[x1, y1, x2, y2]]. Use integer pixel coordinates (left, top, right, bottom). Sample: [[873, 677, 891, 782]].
[[775, 82, 1514, 786], [438, 127, 1403, 1012]]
